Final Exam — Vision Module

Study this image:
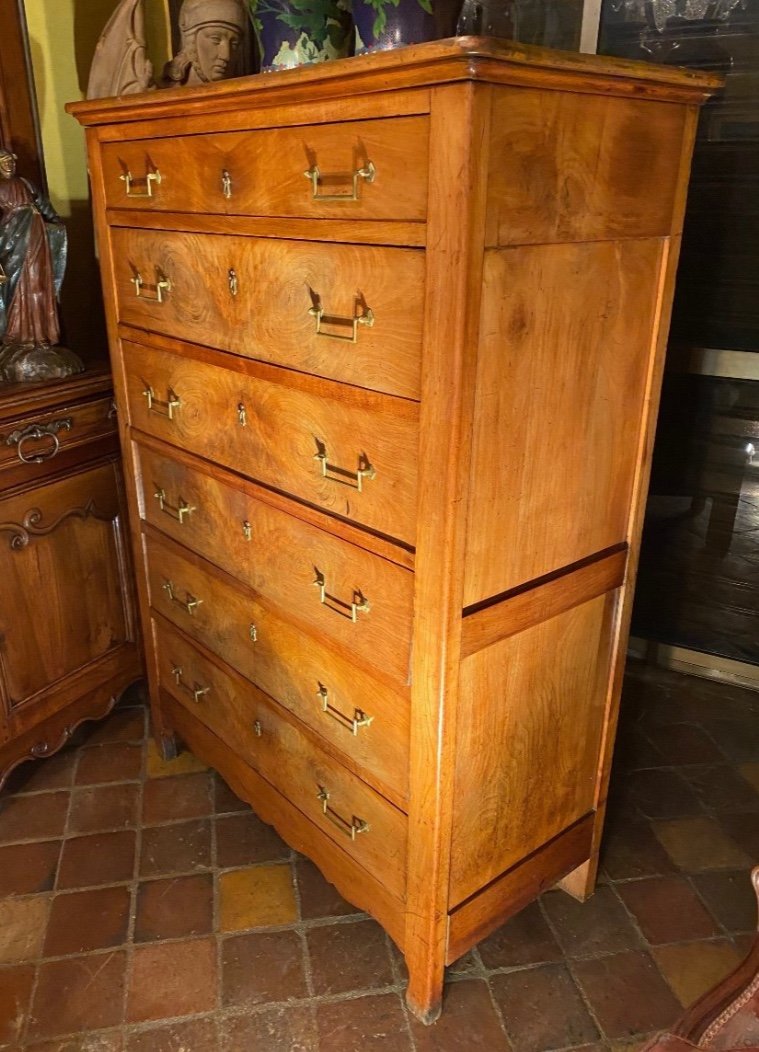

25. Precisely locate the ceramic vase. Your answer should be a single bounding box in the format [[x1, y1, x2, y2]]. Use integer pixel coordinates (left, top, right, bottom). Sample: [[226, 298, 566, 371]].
[[352, 0, 457, 51], [249, 0, 352, 69]]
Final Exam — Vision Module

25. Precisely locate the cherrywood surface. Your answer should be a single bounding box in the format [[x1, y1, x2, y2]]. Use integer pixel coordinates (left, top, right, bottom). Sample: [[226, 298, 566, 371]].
[[145, 532, 411, 805], [0, 372, 142, 787], [67, 36, 719, 131], [446, 814, 594, 963], [461, 546, 627, 658], [486, 91, 689, 246], [71, 39, 718, 1024], [450, 592, 616, 905], [101, 116, 429, 223], [163, 690, 407, 949], [559, 107, 703, 902], [463, 238, 667, 606], [135, 442, 415, 687], [123, 338, 418, 544], [155, 618, 408, 900], [113, 230, 425, 398], [0, 395, 115, 474]]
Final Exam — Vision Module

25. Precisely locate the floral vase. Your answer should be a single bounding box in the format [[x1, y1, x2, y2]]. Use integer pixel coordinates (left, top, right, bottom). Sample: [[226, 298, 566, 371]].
[[352, 0, 458, 51], [248, 0, 352, 70]]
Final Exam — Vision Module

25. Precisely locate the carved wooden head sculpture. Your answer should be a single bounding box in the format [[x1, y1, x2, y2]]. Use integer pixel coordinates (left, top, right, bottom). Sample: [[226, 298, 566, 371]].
[[167, 0, 248, 85]]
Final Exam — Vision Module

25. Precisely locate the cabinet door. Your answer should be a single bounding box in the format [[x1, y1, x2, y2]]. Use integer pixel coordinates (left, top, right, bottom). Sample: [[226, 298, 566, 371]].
[[0, 460, 136, 730]]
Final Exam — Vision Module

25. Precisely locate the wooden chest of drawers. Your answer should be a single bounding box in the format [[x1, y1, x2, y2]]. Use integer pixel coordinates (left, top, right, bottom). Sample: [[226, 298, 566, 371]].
[[69, 38, 718, 1021]]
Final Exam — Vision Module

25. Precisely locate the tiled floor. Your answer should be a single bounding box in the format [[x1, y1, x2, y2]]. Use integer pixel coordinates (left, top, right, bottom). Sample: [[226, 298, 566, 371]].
[[0, 662, 757, 1051]]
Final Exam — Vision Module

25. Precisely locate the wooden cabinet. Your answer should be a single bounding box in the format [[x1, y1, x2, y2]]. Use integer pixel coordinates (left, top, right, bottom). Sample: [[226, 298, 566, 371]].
[[69, 38, 718, 1022], [0, 369, 142, 787]]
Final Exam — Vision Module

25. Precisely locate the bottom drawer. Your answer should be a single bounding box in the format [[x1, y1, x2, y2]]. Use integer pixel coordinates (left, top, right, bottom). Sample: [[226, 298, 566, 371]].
[[154, 619, 407, 900]]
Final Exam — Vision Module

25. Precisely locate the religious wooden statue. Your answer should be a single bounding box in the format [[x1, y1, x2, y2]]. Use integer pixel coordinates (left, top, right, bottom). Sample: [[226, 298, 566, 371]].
[[0, 150, 83, 383], [162, 0, 250, 85], [87, 0, 154, 100]]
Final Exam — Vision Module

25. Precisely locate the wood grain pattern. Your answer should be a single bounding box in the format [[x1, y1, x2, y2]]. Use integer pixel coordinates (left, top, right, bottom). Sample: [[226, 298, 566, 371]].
[[123, 339, 419, 545], [0, 369, 141, 787], [461, 547, 627, 658], [162, 689, 407, 949], [67, 37, 720, 131], [135, 442, 414, 687], [446, 813, 593, 964], [486, 91, 689, 246], [155, 618, 408, 899], [101, 116, 429, 222], [450, 592, 617, 906], [463, 239, 666, 606], [145, 532, 410, 806], [112, 228, 425, 400], [70, 39, 718, 1024]]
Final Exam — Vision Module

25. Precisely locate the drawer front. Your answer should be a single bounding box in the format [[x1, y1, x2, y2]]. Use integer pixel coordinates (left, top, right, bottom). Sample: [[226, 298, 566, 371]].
[[135, 442, 413, 686], [101, 116, 428, 221], [124, 341, 418, 546], [112, 228, 424, 400], [155, 620, 407, 899], [0, 397, 115, 473], [145, 534, 410, 803]]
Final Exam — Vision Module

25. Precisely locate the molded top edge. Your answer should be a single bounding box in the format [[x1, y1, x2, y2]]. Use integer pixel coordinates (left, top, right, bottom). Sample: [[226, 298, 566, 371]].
[[67, 34, 722, 125]]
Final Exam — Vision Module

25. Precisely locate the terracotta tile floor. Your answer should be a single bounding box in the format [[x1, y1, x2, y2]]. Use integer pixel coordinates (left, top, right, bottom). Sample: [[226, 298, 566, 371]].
[[0, 662, 757, 1051]]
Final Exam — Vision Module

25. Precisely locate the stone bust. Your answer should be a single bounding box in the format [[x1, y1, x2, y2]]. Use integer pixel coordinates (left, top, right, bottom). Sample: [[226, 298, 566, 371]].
[[163, 0, 249, 86]]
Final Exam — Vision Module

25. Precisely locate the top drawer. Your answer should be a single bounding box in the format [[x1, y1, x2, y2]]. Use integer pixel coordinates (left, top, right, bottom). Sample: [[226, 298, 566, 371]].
[[101, 116, 429, 222], [0, 397, 116, 475]]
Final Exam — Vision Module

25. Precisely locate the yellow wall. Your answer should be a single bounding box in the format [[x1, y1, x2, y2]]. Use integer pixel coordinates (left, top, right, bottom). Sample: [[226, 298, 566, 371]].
[[23, 0, 171, 357]]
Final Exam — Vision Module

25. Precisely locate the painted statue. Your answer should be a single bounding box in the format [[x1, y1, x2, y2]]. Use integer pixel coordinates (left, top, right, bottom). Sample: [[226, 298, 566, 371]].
[[162, 0, 249, 85], [87, 0, 154, 99], [0, 151, 83, 383]]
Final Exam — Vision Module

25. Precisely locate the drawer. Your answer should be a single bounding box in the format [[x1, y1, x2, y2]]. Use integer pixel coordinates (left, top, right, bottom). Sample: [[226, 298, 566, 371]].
[[135, 442, 414, 686], [0, 397, 115, 473], [112, 228, 424, 400], [145, 534, 410, 804], [155, 620, 407, 900], [124, 340, 418, 546], [101, 116, 428, 221]]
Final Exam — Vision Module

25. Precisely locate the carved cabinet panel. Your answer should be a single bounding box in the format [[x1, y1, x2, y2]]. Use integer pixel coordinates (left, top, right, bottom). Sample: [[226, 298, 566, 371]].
[[0, 369, 142, 785]]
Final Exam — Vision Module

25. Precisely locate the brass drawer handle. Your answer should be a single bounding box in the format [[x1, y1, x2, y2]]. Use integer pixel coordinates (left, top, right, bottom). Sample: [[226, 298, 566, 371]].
[[131, 269, 171, 303], [221, 168, 232, 199], [317, 786, 369, 840], [171, 664, 210, 703], [120, 167, 161, 198], [314, 440, 376, 492], [304, 161, 376, 202], [317, 683, 373, 736], [143, 385, 181, 420], [228, 268, 238, 297], [153, 487, 195, 524], [313, 568, 369, 622], [253, 719, 263, 737], [6, 417, 72, 464], [308, 301, 374, 344], [162, 579, 202, 615], [249, 623, 258, 642]]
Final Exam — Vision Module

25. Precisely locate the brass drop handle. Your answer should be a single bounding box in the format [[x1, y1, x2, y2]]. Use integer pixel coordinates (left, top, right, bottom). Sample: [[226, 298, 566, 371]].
[[317, 683, 373, 736], [317, 786, 369, 840], [153, 487, 195, 525], [308, 301, 374, 344], [314, 569, 369, 623], [221, 168, 232, 199], [253, 719, 263, 737], [314, 440, 376, 492], [171, 664, 210, 703], [249, 623, 258, 642], [228, 268, 238, 297], [304, 160, 376, 202], [162, 579, 202, 615], [131, 269, 171, 303], [6, 417, 72, 464], [120, 167, 161, 198], [143, 385, 181, 420], [242, 520, 252, 541]]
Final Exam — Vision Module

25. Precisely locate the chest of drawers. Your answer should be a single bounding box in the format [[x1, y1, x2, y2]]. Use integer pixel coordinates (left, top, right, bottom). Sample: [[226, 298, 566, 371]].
[[69, 37, 718, 1021]]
